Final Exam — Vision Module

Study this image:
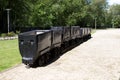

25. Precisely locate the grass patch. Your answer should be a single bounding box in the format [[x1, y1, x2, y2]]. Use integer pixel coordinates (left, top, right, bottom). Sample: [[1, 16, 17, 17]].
[[0, 39, 21, 72]]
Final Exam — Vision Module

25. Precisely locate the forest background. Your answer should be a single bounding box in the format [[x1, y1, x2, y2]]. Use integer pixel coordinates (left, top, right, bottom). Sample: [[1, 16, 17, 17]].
[[0, 0, 120, 33]]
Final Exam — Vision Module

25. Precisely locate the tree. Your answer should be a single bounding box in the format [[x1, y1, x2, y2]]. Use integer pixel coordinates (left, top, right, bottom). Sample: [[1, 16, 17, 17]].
[[86, 0, 108, 28], [0, 0, 31, 32], [109, 4, 120, 28], [0, 0, 111, 32]]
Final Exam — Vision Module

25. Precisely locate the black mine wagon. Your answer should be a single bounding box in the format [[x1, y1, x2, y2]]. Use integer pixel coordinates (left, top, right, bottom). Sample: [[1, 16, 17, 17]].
[[51, 27, 62, 48], [19, 30, 51, 65], [71, 26, 80, 39], [18, 26, 91, 66]]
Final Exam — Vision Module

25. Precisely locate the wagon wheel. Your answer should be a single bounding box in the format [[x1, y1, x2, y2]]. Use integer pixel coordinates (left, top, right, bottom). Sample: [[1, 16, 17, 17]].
[[38, 56, 44, 66], [54, 48, 60, 58], [60, 46, 64, 53], [44, 53, 50, 64]]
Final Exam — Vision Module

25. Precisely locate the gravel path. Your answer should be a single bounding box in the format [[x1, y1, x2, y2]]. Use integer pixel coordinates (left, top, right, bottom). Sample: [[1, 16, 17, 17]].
[[0, 29, 120, 80]]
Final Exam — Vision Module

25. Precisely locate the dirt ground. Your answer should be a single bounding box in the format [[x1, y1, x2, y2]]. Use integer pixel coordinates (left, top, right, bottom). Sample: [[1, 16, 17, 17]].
[[0, 29, 120, 80]]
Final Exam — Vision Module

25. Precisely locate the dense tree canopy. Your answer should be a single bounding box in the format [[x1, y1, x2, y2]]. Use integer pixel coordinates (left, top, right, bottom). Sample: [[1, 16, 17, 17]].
[[0, 0, 119, 33], [109, 4, 120, 28]]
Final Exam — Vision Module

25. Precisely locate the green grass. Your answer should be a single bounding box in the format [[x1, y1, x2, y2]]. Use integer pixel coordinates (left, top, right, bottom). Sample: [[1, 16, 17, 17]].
[[0, 30, 96, 72], [0, 39, 21, 72]]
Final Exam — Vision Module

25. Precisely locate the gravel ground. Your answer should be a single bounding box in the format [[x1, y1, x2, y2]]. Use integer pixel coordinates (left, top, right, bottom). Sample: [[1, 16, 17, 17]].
[[0, 29, 120, 80]]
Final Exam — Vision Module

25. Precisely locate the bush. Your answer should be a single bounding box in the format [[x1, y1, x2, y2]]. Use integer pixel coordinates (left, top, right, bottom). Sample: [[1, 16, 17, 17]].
[[1, 33, 7, 37], [16, 30, 20, 34], [7, 32, 16, 37]]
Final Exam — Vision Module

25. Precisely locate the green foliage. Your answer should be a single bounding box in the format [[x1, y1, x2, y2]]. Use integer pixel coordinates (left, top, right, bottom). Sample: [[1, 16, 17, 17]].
[[0, 32, 16, 37], [16, 31, 20, 34], [87, 0, 108, 28], [7, 32, 16, 37], [1, 0, 112, 30], [31, 2, 53, 28], [109, 4, 120, 28], [1, 33, 7, 37], [0, 32, 17, 37], [0, 0, 31, 27]]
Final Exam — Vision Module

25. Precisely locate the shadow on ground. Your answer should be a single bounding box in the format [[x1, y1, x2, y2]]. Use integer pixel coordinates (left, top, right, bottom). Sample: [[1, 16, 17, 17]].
[[26, 37, 92, 68]]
